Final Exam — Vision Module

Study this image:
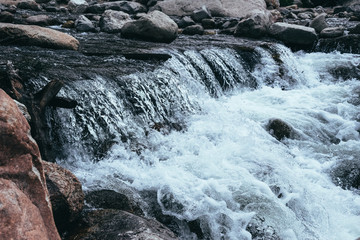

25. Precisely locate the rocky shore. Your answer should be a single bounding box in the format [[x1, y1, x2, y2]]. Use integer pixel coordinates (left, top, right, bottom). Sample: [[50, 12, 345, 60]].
[[1, 0, 360, 239]]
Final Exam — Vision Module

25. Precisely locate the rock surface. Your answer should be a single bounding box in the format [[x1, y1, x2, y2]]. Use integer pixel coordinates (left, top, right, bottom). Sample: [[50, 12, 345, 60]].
[[234, 10, 272, 38], [269, 22, 318, 46], [0, 89, 60, 240], [265, 118, 294, 141], [42, 161, 84, 233], [121, 10, 178, 43], [0, 23, 79, 50], [99, 10, 132, 33]]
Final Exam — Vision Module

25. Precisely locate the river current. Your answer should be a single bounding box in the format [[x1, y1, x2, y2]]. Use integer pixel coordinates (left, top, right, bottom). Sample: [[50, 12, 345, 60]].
[[51, 44, 360, 240]]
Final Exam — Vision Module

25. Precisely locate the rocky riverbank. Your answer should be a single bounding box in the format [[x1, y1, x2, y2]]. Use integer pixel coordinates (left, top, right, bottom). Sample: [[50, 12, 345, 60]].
[[1, 0, 360, 239]]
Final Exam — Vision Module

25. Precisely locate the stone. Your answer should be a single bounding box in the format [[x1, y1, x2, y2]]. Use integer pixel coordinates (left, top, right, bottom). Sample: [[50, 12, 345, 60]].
[[330, 160, 360, 190], [265, 118, 293, 141], [0, 89, 61, 240], [349, 23, 360, 34], [191, 6, 212, 22], [269, 22, 317, 46], [265, 0, 280, 9], [202, 18, 216, 29], [309, 13, 328, 32], [75, 15, 95, 32], [99, 10, 132, 33], [25, 14, 59, 26], [234, 10, 272, 38], [0, 11, 14, 23], [68, 0, 88, 13], [121, 10, 178, 43], [0, 23, 79, 50], [42, 161, 84, 233], [316, 35, 360, 53], [67, 209, 179, 240], [87, 1, 147, 14], [17, 0, 41, 11], [177, 16, 195, 28], [152, 0, 267, 18], [182, 24, 204, 35], [62, 20, 75, 28], [319, 26, 344, 38]]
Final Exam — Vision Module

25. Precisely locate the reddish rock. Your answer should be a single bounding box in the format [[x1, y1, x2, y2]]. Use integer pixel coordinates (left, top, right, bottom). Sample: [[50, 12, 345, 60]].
[[42, 161, 84, 232], [0, 89, 60, 240]]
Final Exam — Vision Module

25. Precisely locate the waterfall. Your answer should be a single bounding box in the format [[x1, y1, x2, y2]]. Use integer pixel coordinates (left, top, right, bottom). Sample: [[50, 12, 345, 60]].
[[44, 44, 360, 240]]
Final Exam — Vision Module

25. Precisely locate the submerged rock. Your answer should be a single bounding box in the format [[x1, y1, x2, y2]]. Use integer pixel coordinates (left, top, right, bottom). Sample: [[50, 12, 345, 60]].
[[265, 118, 294, 141], [0, 23, 79, 50], [331, 160, 360, 191]]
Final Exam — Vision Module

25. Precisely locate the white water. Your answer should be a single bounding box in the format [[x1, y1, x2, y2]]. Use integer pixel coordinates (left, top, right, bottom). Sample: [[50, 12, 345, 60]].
[[58, 46, 360, 240]]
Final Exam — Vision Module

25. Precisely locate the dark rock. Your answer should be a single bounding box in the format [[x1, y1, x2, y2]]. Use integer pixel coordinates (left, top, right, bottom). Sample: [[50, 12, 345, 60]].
[[333, 6, 347, 14], [43, 161, 84, 233], [246, 216, 281, 240], [75, 15, 95, 32], [177, 16, 195, 28], [349, 23, 360, 34], [99, 10, 131, 33], [331, 160, 360, 190], [88, 1, 146, 14], [191, 6, 212, 22], [316, 34, 360, 53], [265, 0, 280, 9], [202, 18, 215, 29], [0, 11, 14, 23], [266, 118, 293, 141], [121, 10, 178, 43], [86, 4, 105, 14], [182, 24, 204, 35], [67, 209, 179, 240], [85, 189, 143, 216], [17, 0, 42, 11], [319, 26, 344, 38], [123, 52, 172, 61], [309, 13, 328, 32]]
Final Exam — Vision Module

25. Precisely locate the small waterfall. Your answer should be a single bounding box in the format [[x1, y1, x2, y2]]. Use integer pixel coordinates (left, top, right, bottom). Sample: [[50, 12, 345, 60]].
[[37, 44, 360, 240]]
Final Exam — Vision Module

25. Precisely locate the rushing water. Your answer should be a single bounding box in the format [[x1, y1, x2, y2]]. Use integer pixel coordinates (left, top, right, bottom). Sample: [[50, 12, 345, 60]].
[[50, 44, 360, 240]]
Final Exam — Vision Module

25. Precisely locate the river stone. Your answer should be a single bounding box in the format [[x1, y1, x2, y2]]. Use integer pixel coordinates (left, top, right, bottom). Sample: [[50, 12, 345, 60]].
[[191, 6, 212, 22], [316, 34, 360, 53], [265, 118, 293, 141], [67, 209, 179, 240], [0, 11, 14, 23], [331, 160, 360, 190], [177, 16, 195, 28], [17, 0, 41, 11], [309, 13, 328, 33], [75, 15, 95, 32], [68, 0, 88, 13], [265, 0, 280, 9], [152, 0, 267, 18], [87, 1, 147, 14], [25, 14, 59, 26], [182, 24, 204, 35], [0, 23, 79, 50], [319, 27, 345, 38], [349, 23, 360, 34], [99, 10, 132, 33], [269, 22, 317, 46], [121, 10, 178, 43], [234, 10, 272, 38]]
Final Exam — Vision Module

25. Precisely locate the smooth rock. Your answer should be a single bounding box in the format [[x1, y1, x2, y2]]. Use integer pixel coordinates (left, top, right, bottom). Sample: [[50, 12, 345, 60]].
[[99, 10, 132, 33], [191, 6, 212, 22], [0, 89, 61, 240], [309, 13, 328, 32], [319, 26, 344, 38], [177, 16, 195, 28], [0, 23, 79, 50], [182, 24, 204, 35], [68, 0, 88, 13], [152, 0, 267, 18], [269, 22, 317, 46], [25, 14, 59, 26], [234, 10, 272, 38], [42, 161, 84, 233], [121, 10, 178, 43], [75, 15, 95, 32]]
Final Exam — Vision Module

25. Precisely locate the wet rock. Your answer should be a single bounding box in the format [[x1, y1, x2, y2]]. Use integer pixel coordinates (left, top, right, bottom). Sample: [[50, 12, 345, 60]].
[[87, 1, 146, 14], [269, 22, 317, 47], [42, 161, 84, 233], [121, 10, 178, 43], [246, 216, 280, 240], [68, 0, 88, 13], [316, 34, 360, 53], [182, 24, 204, 35], [319, 26, 344, 38], [191, 6, 212, 22], [309, 13, 328, 32], [0, 23, 79, 50], [265, 118, 293, 141], [152, 0, 267, 18], [234, 10, 272, 38], [201, 18, 215, 29], [0, 11, 14, 23], [331, 160, 360, 190], [99, 10, 132, 33], [85, 189, 143, 216], [177, 16, 195, 28], [265, 0, 280, 9], [67, 209, 179, 240], [349, 23, 360, 34], [17, 0, 41, 11], [25, 14, 59, 26], [0, 89, 60, 240], [75, 15, 95, 32]]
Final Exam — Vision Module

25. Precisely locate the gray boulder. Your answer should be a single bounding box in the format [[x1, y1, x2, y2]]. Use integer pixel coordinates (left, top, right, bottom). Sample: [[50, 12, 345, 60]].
[[269, 22, 317, 46], [100, 10, 132, 33], [121, 10, 178, 43], [191, 6, 212, 22], [68, 0, 88, 13], [234, 10, 272, 38], [87, 1, 147, 14], [182, 24, 204, 35], [309, 13, 328, 33], [75, 15, 95, 32], [177, 16, 195, 28], [319, 27, 344, 38]]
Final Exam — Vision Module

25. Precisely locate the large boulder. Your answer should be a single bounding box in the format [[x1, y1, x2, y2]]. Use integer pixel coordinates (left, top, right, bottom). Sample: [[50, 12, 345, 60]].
[[152, 0, 267, 18], [42, 161, 84, 233], [269, 22, 318, 47], [309, 13, 328, 33], [68, 209, 179, 240], [0, 89, 60, 240], [121, 10, 178, 43], [0, 23, 79, 50], [99, 10, 132, 33], [75, 15, 95, 32], [234, 10, 273, 38]]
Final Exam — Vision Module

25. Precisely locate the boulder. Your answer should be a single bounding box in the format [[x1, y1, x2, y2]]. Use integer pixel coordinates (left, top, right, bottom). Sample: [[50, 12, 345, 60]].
[[42, 161, 84, 233], [265, 118, 294, 141], [0, 89, 60, 240], [75, 15, 95, 32], [25, 14, 59, 26], [309, 13, 328, 33], [234, 10, 272, 38], [0, 23, 79, 50], [319, 26, 344, 38], [17, 0, 41, 11], [67, 209, 179, 240], [330, 160, 360, 190], [182, 24, 204, 35], [268, 22, 317, 46], [177, 16, 195, 28], [152, 0, 267, 18], [349, 23, 360, 34], [99, 10, 132, 33], [121, 10, 178, 43], [68, 0, 88, 13], [316, 34, 360, 53], [191, 6, 212, 22], [0, 11, 14, 23], [201, 18, 215, 29]]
